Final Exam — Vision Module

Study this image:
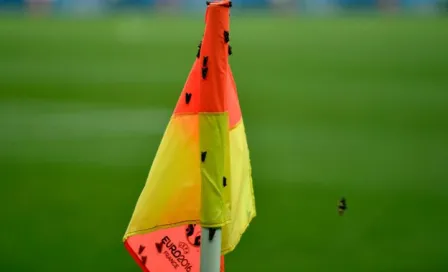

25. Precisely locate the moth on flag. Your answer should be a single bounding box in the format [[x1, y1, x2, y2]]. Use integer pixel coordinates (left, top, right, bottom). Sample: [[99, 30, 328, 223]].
[[123, 1, 256, 271]]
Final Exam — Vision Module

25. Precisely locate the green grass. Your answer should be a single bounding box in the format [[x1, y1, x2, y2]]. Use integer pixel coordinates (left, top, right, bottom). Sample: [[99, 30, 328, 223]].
[[1, 13, 448, 271]]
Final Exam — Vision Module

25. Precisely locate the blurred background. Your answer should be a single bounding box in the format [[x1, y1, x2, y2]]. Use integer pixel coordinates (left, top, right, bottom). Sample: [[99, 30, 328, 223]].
[[1, 0, 447, 271], [1, 0, 448, 14]]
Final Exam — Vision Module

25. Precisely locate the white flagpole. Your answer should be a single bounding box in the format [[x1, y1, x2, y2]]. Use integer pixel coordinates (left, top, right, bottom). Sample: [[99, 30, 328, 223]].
[[200, 228, 222, 272]]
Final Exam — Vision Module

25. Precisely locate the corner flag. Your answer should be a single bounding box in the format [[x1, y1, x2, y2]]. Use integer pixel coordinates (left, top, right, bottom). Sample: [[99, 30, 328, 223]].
[[123, 1, 256, 271]]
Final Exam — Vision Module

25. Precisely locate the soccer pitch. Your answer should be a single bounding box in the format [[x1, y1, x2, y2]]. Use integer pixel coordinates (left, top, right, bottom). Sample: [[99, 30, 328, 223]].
[[0, 13, 448, 271]]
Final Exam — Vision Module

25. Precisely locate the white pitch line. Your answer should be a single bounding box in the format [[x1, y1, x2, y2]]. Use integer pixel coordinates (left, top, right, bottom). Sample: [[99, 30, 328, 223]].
[[0, 99, 172, 142], [0, 99, 173, 166]]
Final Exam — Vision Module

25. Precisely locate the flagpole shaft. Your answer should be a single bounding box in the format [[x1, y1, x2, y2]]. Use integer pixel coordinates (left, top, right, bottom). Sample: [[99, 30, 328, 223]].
[[200, 227, 222, 272]]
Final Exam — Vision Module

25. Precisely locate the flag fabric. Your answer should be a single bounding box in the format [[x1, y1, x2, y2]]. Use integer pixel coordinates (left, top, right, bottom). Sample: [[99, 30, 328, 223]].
[[123, 1, 256, 271]]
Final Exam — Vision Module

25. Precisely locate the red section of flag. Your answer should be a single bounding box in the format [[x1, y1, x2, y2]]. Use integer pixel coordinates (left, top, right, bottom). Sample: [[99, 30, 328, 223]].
[[173, 61, 242, 128], [125, 225, 225, 272]]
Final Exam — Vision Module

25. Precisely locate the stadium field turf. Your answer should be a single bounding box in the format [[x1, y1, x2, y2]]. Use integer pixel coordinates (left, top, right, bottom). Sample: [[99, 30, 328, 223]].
[[1, 13, 447, 271]]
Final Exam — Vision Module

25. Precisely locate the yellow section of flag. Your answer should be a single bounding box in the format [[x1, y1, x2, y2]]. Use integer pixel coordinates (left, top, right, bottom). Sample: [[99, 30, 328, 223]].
[[123, 114, 255, 255]]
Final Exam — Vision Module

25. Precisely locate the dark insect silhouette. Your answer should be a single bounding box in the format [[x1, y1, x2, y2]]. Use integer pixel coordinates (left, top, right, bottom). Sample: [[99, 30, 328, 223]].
[[194, 235, 201, 247], [338, 197, 347, 216], [186, 224, 201, 247], [186, 224, 195, 237]]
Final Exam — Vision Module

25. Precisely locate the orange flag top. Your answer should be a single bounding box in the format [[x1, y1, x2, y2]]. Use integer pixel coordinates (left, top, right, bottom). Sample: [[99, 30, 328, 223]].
[[123, 1, 255, 271]]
